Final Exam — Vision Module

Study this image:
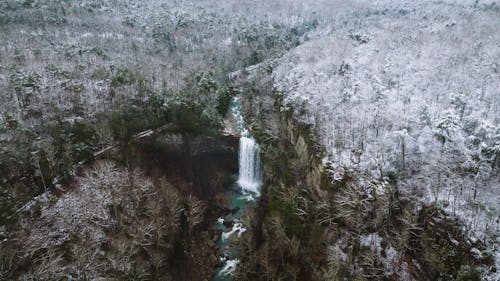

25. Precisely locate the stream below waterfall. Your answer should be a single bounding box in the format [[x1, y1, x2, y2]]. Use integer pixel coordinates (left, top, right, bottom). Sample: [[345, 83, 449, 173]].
[[212, 97, 262, 281]]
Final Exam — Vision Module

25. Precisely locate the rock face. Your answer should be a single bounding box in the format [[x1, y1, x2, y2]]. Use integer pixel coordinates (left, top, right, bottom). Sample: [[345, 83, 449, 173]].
[[222, 108, 241, 137], [133, 133, 239, 198]]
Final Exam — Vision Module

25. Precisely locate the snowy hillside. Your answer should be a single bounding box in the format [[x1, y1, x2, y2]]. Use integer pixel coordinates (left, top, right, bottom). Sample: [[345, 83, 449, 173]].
[[274, 0, 499, 278]]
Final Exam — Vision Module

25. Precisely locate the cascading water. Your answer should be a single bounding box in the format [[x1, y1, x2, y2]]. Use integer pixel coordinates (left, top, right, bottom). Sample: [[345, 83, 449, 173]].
[[212, 97, 262, 281], [237, 136, 262, 194], [231, 96, 262, 195]]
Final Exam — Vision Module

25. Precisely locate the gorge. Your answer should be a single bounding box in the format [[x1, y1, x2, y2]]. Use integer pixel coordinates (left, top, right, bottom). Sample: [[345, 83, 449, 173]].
[[213, 97, 262, 280], [0, 0, 498, 280]]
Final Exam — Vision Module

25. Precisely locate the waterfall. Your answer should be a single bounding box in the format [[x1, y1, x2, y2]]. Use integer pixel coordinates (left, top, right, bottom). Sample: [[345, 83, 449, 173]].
[[212, 97, 262, 280], [237, 136, 262, 194], [231, 96, 262, 194]]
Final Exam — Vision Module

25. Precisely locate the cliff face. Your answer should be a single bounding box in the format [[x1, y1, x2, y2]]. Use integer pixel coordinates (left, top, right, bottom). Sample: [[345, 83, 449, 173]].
[[233, 61, 494, 280], [271, 3, 500, 278], [133, 133, 239, 198]]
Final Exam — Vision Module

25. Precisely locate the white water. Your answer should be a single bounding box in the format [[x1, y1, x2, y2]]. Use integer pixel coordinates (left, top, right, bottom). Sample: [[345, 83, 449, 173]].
[[218, 259, 239, 276], [230, 96, 262, 194], [221, 222, 247, 240], [237, 136, 262, 194]]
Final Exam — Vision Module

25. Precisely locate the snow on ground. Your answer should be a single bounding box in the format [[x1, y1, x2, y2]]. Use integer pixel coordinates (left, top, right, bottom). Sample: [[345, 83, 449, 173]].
[[273, 1, 499, 278]]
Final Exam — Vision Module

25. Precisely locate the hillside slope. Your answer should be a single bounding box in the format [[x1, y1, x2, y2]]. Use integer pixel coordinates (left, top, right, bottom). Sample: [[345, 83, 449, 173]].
[[273, 0, 499, 279]]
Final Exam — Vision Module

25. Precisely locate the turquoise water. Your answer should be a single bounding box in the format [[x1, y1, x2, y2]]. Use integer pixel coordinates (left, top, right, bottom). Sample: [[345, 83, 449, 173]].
[[211, 183, 259, 281]]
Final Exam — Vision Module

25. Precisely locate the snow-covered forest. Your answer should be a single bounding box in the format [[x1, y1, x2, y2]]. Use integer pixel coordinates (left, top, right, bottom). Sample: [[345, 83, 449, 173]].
[[274, 0, 499, 274], [0, 0, 498, 280], [0, 0, 317, 221]]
